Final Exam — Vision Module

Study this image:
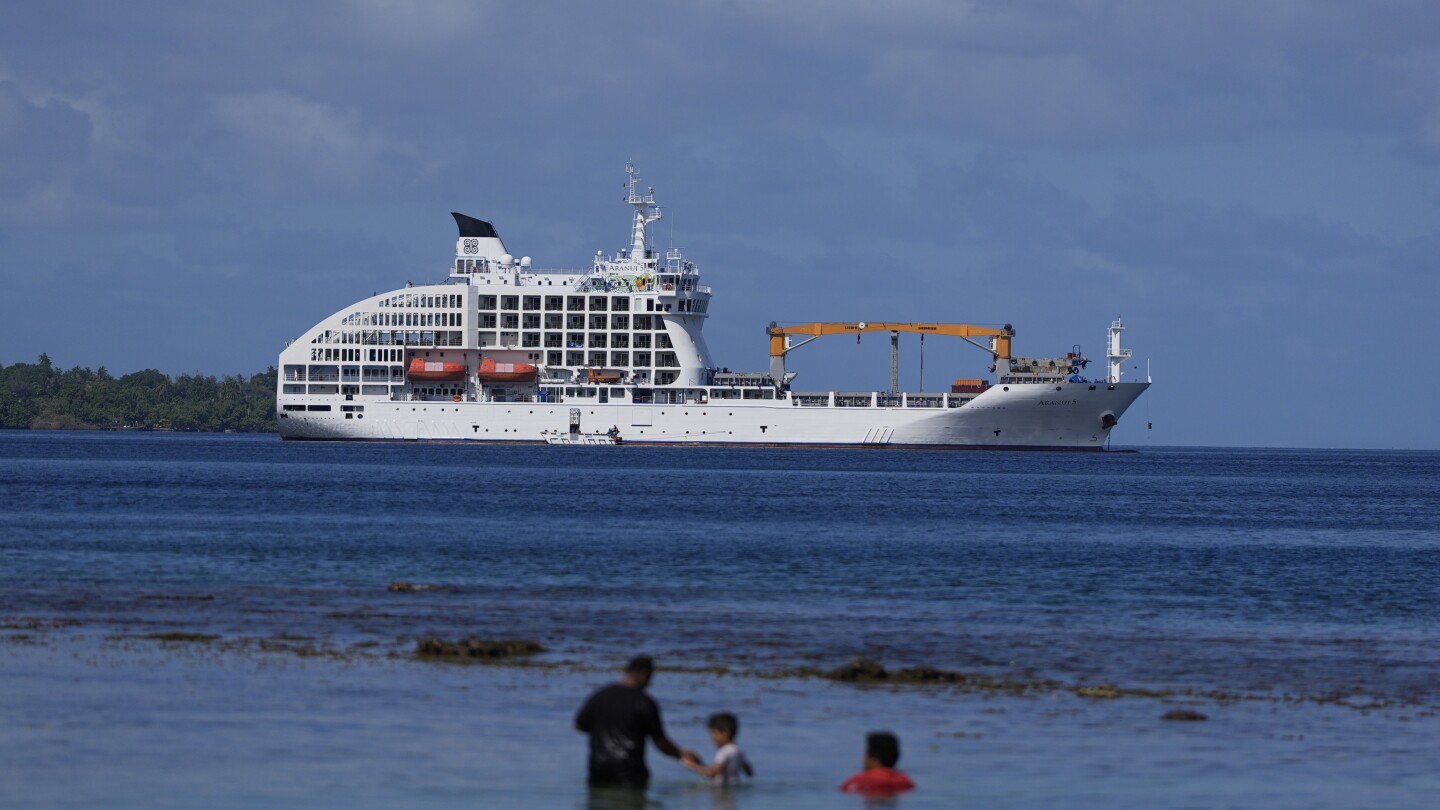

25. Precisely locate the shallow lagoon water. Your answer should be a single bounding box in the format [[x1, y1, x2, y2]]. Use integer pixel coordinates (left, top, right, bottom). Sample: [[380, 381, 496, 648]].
[[2, 432, 1439, 807], [3, 638, 1437, 809]]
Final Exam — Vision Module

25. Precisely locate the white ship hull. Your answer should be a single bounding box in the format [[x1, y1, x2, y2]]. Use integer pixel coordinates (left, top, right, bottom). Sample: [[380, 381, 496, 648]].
[[278, 382, 1149, 449]]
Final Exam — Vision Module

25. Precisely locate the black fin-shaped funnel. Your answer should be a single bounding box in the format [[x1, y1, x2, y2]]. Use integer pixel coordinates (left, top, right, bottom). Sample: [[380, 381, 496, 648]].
[[451, 212, 499, 239]]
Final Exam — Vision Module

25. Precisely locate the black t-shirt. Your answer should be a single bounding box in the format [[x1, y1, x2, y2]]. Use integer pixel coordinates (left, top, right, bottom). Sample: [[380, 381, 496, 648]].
[[575, 683, 665, 786]]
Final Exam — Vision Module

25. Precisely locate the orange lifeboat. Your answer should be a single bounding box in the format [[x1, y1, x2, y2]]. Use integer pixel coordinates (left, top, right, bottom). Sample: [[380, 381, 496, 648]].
[[477, 357, 538, 383], [585, 367, 622, 384], [408, 358, 466, 381]]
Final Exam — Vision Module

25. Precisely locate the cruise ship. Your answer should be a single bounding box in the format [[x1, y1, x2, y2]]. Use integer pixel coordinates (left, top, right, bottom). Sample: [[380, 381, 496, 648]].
[[276, 164, 1150, 448]]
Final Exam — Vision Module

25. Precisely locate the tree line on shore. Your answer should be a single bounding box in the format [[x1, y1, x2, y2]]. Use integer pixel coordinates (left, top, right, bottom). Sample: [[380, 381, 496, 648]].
[[0, 355, 277, 433]]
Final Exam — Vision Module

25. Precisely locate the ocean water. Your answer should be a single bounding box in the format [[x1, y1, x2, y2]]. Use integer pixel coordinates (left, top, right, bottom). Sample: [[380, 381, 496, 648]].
[[1, 432, 1438, 808]]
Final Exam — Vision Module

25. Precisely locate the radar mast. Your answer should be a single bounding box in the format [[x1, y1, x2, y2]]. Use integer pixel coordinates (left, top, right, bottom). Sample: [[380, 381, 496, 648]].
[[625, 161, 662, 265]]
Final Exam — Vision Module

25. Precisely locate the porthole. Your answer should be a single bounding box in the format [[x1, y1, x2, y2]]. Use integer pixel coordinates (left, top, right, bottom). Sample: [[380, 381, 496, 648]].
[[1003, 386, 1009, 392], [1055, 386, 1063, 392]]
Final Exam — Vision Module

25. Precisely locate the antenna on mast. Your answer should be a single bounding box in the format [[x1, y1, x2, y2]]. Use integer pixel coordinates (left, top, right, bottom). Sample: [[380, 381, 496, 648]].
[[625, 161, 662, 264]]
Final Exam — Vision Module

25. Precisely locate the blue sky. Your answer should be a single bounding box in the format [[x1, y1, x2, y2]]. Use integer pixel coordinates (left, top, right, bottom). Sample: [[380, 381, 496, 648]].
[[2, 1, 1438, 449]]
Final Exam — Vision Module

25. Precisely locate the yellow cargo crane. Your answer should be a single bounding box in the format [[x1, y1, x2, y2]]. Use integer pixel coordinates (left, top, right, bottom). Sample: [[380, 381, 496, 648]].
[[765, 321, 1014, 392]]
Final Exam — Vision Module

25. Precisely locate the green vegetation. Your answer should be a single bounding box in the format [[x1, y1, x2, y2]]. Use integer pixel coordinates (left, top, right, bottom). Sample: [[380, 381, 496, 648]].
[[0, 354, 277, 433]]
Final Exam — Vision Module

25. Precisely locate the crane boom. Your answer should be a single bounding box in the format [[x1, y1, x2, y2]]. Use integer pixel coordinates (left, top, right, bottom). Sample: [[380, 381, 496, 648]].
[[765, 321, 1014, 387]]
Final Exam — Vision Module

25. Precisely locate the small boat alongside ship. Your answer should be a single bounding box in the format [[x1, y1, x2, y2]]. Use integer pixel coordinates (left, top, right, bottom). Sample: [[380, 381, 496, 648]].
[[276, 164, 1150, 449], [545, 414, 624, 445]]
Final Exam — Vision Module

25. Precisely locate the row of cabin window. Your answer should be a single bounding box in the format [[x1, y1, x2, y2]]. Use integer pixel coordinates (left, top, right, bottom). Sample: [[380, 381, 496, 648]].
[[309, 339, 447, 361], [352, 311, 464, 327], [312, 348, 366, 362], [478, 295, 631, 312], [316, 312, 464, 341], [480, 344, 679, 365], [482, 335, 675, 353], [477, 314, 663, 330], [378, 293, 464, 309], [284, 363, 404, 382], [316, 324, 672, 348], [561, 333, 669, 348], [295, 365, 408, 382], [312, 331, 466, 351], [477, 333, 672, 349], [474, 295, 696, 314], [343, 310, 471, 328], [543, 351, 677, 366], [357, 301, 678, 328]]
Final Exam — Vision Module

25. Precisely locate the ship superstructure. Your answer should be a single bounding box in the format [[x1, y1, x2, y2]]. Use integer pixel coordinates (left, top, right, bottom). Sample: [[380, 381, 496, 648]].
[[276, 164, 1149, 448]]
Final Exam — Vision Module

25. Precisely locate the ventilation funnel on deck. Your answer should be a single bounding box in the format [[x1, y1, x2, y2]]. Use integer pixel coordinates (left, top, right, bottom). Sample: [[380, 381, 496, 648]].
[[451, 212, 499, 238], [451, 213, 509, 261]]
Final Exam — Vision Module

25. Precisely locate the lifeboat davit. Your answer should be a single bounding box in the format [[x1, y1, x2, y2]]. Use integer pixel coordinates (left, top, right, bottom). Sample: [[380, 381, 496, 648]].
[[407, 358, 466, 381], [477, 357, 537, 383]]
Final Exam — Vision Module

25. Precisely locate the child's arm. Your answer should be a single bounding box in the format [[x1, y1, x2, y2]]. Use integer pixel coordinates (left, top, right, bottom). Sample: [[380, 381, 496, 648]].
[[683, 757, 725, 779]]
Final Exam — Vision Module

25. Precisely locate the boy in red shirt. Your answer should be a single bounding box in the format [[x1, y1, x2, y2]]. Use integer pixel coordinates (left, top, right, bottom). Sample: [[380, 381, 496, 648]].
[[840, 731, 916, 796]]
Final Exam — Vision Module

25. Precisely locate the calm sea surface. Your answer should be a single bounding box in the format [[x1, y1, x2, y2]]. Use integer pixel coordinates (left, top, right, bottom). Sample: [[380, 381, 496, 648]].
[[2, 432, 1438, 808]]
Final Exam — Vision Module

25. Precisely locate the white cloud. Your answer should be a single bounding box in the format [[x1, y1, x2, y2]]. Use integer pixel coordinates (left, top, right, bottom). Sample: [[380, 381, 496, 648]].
[[704, 0, 1440, 149], [0, 79, 93, 157], [211, 91, 403, 185]]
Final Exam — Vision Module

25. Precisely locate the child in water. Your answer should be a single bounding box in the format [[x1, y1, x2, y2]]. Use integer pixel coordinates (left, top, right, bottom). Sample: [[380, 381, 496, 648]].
[[840, 731, 915, 796], [684, 712, 753, 785]]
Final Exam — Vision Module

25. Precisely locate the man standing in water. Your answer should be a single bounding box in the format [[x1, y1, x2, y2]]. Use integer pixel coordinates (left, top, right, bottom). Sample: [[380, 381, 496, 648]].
[[575, 656, 698, 789]]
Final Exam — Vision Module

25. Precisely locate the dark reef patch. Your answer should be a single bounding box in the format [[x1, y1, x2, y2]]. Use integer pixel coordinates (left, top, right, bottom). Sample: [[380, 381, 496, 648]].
[[415, 637, 544, 661], [388, 581, 460, 593], [144, 632, 221, 643]]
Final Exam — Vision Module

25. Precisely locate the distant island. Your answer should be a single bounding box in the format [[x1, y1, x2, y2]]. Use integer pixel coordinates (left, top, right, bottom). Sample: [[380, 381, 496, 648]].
[[1, 355, 277, 433]]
